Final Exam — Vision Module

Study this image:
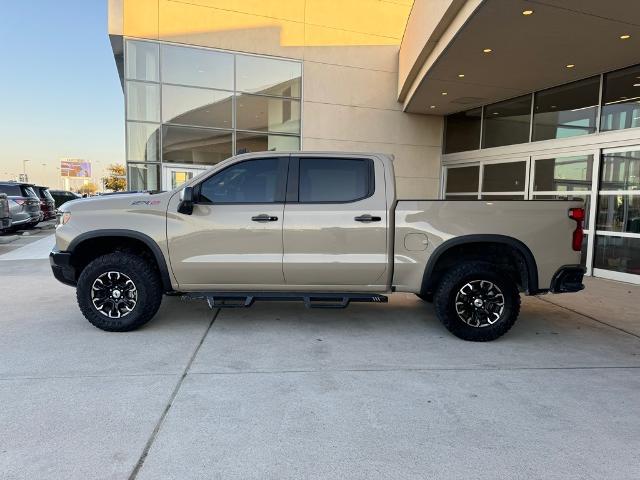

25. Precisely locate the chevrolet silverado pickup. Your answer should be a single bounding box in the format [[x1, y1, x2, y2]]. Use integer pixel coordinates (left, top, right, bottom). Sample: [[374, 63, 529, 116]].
[[50, 152, 585, 341]]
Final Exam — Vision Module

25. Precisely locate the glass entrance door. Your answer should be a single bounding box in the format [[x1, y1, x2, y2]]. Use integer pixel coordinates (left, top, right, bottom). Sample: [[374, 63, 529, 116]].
[[163, 165, 208, 190], [593, 147, 640, 284]]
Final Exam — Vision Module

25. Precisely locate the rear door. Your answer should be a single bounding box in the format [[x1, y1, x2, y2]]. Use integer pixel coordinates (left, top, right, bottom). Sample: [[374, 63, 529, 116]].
[[282, 155, 388, 287]]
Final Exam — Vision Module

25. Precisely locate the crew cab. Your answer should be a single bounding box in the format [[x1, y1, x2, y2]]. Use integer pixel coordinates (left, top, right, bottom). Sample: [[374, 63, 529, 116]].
[[50, 152, 585, 341]]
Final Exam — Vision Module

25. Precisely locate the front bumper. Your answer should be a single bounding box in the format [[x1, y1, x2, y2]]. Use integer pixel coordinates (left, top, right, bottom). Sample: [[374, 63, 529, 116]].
[[550, 265, 585, 293], [1, 217, 11, 230], [50, 250, 76, 287]]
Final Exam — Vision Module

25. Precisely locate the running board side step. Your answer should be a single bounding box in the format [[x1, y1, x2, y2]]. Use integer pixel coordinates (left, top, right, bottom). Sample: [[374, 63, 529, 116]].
[[182, 292, 388, 309]]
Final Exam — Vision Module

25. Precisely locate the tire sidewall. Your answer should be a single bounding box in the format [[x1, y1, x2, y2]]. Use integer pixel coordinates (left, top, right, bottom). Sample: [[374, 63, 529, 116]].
[[436, 264, 519, 341], [77, 254, 158, 331]]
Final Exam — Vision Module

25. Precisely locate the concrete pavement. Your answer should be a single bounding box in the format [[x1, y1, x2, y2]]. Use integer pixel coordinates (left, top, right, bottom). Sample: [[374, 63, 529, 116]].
[[0, 243, 639, 479]]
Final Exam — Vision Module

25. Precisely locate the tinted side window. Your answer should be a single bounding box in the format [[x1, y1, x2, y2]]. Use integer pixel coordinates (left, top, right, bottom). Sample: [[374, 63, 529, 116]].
[[0, 184, 22, 196], [299, 158, 371, 203], [199, 158, 282, 204], [22, 187, 38, 198]]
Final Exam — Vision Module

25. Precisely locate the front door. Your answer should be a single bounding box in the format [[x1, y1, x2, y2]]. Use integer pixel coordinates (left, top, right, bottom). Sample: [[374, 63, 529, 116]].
[[163, 165, 208, 190], [167, 157, 288, 289], [282, 156, 389, 287]]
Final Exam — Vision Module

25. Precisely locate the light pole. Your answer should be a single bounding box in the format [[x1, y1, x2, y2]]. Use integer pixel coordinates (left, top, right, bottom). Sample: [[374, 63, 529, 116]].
[[22, 159, 30, 182]]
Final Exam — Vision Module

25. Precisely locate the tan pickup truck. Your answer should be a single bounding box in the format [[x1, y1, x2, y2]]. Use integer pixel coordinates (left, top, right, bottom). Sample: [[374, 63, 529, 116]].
[[50, 152, 586, 341]]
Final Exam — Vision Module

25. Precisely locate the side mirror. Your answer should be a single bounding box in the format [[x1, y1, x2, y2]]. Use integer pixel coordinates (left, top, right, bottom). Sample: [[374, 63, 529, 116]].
[[178, 186, 194, 215]]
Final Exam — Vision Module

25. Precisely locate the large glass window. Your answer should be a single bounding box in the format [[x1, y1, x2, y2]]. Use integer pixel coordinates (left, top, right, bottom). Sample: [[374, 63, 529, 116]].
[[125, 40, 159, 82], [124, 40, 302, 190], [482, 95, 532, 148], [482, 161, 526, 193], [533, 155, 593, 192], [161, 45, 234, 90], [445, 165, 479, 195], [127, 122, 160, 162], [444, 108, 481, 154], [533, 77, 599, 141], [236, 132, 299, 154], [597, 195, 640, 233], [162, 85, 233, 129], [128, 163, 160, 191], [236, 55, 301, 98], [600, 150, 640, 190], [601, 64, 640, 132], [126, 82, 160, 122], [236, 94, 300, 134], [298, 158, 371, 203], [594, 236, 640, 275], [162, 126, 233, 166], [199, 159, 282, 203]]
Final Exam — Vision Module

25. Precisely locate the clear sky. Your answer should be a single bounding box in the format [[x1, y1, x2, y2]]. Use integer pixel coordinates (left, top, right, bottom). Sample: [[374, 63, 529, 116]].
[[0, 0, 124, 189]]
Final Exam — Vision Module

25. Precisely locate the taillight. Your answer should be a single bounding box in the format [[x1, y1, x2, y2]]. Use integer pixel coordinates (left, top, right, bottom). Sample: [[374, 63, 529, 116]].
[[569, 207, 584, 252], [14, 199, 26, 206]]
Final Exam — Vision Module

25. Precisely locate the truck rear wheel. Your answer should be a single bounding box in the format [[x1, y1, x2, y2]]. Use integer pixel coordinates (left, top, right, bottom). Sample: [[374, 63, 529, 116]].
[[434, 261, 520, 341], [76, 252, 163, 332]]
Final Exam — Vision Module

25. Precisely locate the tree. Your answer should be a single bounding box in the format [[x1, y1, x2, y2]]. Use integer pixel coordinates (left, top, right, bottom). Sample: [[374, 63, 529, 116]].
[[77, 182, 98, 195], [104, 164, 127, 192]]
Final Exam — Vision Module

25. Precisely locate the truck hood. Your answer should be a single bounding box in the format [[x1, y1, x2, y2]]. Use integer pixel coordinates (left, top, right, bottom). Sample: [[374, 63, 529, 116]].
[[58, 191, 175, 213]]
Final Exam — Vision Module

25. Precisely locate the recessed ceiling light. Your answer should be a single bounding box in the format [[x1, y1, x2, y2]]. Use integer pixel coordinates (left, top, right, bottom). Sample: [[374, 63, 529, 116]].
[[483, 48, 492, 53], [458, 74, 465, 78], [551, 105, 557, 108], [620, 34, 631, 40], [493, 112, 499, 115], [634, 83, 640, 87], [441, 92, 448, 96], [566, 64, 575, 68], [429, 105, 436, 109], [522, 9, 534, 15]]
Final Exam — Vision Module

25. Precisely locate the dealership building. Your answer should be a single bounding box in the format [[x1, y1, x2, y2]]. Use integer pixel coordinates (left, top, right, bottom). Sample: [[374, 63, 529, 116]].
[[108, 0, 640, 284]]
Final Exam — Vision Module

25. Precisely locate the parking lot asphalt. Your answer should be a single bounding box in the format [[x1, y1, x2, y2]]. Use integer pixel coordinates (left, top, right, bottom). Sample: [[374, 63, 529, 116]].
[[1, 237, 639, 479]]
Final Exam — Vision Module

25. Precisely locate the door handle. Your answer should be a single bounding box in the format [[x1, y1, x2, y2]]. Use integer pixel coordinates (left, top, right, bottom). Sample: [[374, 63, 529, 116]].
[[251, 214, 278, 222], [354, 214, 382, 222]]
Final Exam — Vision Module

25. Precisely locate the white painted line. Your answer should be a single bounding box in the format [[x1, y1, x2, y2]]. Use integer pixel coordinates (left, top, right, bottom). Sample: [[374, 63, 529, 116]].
[[0, 234, 55, 261]]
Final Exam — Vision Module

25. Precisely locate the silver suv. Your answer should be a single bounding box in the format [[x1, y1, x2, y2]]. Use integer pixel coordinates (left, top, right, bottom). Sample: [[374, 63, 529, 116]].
[[0, 193, 11, 232], [0, 182, 41, 230]]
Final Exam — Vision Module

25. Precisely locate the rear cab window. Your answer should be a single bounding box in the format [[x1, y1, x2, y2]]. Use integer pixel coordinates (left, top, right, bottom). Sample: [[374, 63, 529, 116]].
[[294, 157, 374, 203]]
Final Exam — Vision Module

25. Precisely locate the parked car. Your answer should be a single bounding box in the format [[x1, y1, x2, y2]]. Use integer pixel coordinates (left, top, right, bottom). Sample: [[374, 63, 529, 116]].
[[49, 189, 81, 209], [0, 182, 41, 229], [32, 186, 56, 220], [0, 193, 12, 233], [51, 152, 586, 341]]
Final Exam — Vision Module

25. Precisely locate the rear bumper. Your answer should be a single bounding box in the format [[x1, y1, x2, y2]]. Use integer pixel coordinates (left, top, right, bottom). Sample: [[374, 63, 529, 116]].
[[550, 265, 585, 293], [49, 250, 76, 287]]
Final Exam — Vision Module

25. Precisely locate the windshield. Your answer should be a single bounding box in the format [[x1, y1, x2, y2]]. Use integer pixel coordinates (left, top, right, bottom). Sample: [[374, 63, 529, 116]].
[[42, 188, 54, 201]]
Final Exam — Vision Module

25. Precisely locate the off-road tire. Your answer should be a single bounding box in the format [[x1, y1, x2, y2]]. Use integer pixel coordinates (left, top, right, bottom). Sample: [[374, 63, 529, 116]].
[[434, 261, 520, 341], [77, 252, 163, 332]]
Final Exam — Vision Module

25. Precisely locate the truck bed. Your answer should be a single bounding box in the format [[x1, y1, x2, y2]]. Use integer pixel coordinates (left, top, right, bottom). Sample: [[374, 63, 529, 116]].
[[392, 199, 584, 293]]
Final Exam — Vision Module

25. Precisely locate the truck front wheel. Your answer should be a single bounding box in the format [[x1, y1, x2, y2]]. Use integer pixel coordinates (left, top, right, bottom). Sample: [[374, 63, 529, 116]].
[[76, 252, 163, 332], [434, 262, 520, 341]]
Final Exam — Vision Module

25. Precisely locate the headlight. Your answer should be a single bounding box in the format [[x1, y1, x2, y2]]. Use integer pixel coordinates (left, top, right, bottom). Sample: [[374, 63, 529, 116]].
[[58, 212, 71, 226]]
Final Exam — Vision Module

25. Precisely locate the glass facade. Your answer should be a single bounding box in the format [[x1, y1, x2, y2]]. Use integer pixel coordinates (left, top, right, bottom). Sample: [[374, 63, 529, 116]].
[[482, 95, 532, 148], [533, 77, 599, 141], [444, 108, 481, 154], [124, 39, 302, 190], [444, 64, 640, 154]]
